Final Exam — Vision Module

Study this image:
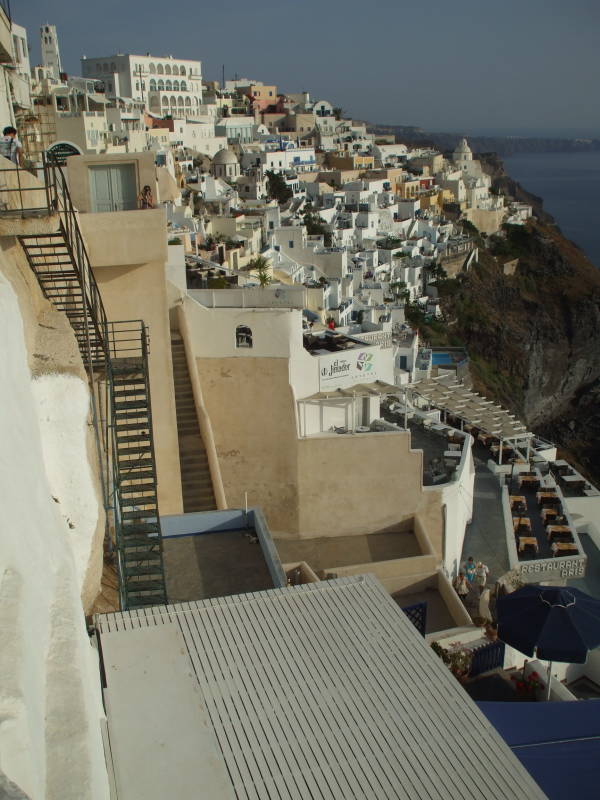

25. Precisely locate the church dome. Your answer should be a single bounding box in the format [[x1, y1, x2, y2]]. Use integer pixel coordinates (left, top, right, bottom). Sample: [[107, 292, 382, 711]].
[[212, 148, 238, 166], [454, 138, 472, 155]]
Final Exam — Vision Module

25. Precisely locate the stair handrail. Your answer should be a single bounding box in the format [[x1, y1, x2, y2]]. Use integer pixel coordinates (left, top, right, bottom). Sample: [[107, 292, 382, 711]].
[[42, 151, 109, 359]]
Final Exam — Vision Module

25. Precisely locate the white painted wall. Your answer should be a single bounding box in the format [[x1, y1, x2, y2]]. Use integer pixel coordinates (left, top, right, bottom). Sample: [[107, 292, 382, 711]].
[[31, 375, 101, 595], [0, 275, 109, 799], [425, 433, 475, 578]]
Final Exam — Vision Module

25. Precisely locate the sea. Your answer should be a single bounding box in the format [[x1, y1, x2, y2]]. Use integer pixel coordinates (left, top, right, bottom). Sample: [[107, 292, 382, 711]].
[[503, 151, 600, 269]]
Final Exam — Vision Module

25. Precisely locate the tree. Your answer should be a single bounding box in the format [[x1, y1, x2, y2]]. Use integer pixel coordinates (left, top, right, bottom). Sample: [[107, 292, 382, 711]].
[[303, 210, 333, 247], [332, 107, 345, 121], [390, 280, 406, 300], [266, 170, 293, 204], [246, 255, 272, 288]]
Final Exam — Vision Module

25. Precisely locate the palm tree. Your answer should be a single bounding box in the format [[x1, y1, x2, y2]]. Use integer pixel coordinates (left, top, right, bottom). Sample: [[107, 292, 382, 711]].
[[246, 255, 272, 288]]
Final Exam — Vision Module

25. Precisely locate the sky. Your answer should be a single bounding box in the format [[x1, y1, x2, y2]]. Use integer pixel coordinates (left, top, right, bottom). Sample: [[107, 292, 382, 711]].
[[17, 0, 600, 138]]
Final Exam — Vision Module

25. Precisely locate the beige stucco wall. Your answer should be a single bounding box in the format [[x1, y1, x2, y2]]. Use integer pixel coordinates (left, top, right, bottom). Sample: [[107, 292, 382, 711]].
[[462, 206, 505, 235], [80, 209, 183, 514], [198, 355, 443, 547], [66, 151, 159, 213]]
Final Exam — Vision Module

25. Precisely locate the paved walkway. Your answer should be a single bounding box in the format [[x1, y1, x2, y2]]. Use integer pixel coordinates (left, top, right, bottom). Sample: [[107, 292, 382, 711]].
[[460, 448, 510, 590]]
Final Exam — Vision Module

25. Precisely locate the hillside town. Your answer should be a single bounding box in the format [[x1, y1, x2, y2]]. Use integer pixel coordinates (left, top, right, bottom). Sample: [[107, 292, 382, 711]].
[[1, 12, 600, 800]]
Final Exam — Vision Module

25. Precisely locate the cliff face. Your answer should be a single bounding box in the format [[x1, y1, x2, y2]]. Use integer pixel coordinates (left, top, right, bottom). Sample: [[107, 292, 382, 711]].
[[441, 221, 600, 481]]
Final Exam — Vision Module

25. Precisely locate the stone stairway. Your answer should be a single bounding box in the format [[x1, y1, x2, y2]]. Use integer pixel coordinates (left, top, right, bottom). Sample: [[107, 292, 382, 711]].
[[171, 333, 217, 512]]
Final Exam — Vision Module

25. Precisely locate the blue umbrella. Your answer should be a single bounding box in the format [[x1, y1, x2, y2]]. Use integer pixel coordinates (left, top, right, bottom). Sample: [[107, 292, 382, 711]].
[[497, 585, 600, 698]]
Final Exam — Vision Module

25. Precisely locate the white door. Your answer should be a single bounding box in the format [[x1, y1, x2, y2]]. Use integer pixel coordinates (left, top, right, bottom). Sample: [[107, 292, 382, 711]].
[[89, 164, 138, 212]]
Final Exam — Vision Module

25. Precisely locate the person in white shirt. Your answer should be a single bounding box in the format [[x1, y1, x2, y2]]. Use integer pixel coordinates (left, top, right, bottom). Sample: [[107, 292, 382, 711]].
[[474, 562, 490, 595], [0, 126, 22, 166]]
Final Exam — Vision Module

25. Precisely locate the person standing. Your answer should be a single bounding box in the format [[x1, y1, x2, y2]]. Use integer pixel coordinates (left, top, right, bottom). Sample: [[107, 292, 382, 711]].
[[453, 572, 470, 604], [474, 562, 490, 596], [0, 126, 23, 166], [464, 556, 476, 584], [137, 184, 154, 209]]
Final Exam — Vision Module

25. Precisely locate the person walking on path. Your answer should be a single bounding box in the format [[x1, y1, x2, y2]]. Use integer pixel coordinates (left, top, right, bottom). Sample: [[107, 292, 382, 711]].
[[453, 572, 470, 604], [474, 561, 490, 596], [0, 126, 23, 166], [464, 556, 476, 584]]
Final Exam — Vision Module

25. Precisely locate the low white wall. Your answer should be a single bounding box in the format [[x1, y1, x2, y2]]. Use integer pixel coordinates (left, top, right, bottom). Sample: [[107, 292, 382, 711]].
[[0, 274, 109, 798], [440, 435, 475, 577]]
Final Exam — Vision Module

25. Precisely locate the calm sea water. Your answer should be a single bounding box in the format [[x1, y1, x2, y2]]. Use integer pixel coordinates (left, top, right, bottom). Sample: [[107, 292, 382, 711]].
[[503, 151, 600, 268]]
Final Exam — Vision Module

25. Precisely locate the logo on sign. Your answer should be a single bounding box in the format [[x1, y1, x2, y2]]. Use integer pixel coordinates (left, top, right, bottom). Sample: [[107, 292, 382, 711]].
[[356, 352, 373, 372]]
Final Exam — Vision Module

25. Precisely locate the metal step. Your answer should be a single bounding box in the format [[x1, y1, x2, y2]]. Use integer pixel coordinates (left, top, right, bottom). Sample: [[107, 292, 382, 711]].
[[124, 580, 166, 592], [119, 483, 156, 496], [121, 509, 158, 521], [120, 521, 160, 535], [124, 564, 163, 576], [114, 434, 151, 445]]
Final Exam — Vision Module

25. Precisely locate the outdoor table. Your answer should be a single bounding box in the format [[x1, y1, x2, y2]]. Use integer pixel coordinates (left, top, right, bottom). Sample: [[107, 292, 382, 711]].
[[541, 508, 559, 523], [552, 460, 571, 475], [519, 536, 538, 554], [513, 517, 532, 532], [510, 495, 526, 511], [518, 475, 540, 489], [537, 491, 560, 506], [546, 526, 574, 543], [552, 542, 579, 556]]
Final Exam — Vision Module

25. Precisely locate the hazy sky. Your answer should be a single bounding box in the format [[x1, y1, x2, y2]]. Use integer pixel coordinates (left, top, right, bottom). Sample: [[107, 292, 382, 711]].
[[18, 0, 600, 137]]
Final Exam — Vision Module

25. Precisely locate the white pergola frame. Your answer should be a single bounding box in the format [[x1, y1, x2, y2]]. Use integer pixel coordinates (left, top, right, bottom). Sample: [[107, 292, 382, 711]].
[[399, 376, 534, 464]]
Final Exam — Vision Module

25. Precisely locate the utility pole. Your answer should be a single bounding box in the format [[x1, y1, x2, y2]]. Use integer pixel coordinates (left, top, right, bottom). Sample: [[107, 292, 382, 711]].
[[222, 63, 225, 89]]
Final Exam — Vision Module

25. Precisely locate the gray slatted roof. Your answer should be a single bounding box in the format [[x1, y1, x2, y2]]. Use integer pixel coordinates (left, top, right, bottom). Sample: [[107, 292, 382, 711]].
[[411, 376, 531, 440], [96, 576, 546, 800]]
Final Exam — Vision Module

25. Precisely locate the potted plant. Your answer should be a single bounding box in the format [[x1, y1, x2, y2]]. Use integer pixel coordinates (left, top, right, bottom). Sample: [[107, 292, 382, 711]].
[[510, 670, 544, 700], [431, 641, 473, 682]]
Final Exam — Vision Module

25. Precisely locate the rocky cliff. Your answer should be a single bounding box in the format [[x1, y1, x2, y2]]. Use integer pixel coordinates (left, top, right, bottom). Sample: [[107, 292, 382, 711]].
[[439, 221, 600, 482]]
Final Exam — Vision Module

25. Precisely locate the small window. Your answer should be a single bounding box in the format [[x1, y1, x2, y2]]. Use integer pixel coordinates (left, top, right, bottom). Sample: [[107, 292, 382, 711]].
[[289, 240, 294, 248], [236, 325, 253, 348]]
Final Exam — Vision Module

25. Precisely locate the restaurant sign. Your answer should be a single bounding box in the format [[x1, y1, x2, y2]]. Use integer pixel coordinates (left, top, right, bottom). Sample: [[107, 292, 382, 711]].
[[319, 347, 388, 390], [520, 556, 586, 581]]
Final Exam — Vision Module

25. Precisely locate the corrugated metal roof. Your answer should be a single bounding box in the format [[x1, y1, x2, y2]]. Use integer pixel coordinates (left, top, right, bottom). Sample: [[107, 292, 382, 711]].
[[96, 576, 546, 800]]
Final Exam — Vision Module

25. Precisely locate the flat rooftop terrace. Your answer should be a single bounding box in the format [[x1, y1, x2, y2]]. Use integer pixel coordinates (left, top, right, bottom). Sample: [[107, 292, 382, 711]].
[[95, 575, 545, 800], [275, 530, 422, 573], [163, 529, 274, 603]]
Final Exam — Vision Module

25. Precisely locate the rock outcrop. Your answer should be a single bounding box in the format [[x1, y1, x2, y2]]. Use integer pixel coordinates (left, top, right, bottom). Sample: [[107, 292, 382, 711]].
[[441, 220, 600, 482]]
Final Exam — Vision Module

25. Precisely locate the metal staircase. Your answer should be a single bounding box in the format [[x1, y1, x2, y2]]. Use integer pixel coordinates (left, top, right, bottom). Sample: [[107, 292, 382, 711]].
[[108, 323, 167, 608], [14, 154, 167, 610]]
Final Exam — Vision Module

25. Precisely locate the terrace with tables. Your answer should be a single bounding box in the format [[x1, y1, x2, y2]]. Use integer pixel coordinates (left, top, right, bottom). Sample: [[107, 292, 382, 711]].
[[503, 473, 587, 581]]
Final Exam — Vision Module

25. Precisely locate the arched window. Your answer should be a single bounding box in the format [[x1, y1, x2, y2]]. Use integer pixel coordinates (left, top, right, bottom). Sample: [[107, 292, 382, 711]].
[[149, 62, 156, 73], [177, 96, 184, 106], [180, 80, 187, 91], [165, 79, 172, 90], [161, 96, 169, 106], [157, 79, 164, 90], [149, 79, 156, 91], [157, 63, 164, 74], [110, 62, 116, 72], [170, 95, 176, 106], [180, 66, 186, 76], [103, 63, 108, 73], [236, 325, 252, 348], [173, 80, 179, 91], [185, 96, 191, 106], [164, 64, 171, 75], [96, 63, 101, 72]]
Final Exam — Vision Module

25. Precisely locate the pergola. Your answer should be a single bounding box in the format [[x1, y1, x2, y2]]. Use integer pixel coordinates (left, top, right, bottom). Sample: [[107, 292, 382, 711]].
[[403, 376, 533, 463], [298, 380, 400, 435]]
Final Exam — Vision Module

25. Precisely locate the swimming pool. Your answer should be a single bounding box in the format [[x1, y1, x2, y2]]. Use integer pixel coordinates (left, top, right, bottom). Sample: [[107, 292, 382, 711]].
[[432, 352, 454, 366]]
